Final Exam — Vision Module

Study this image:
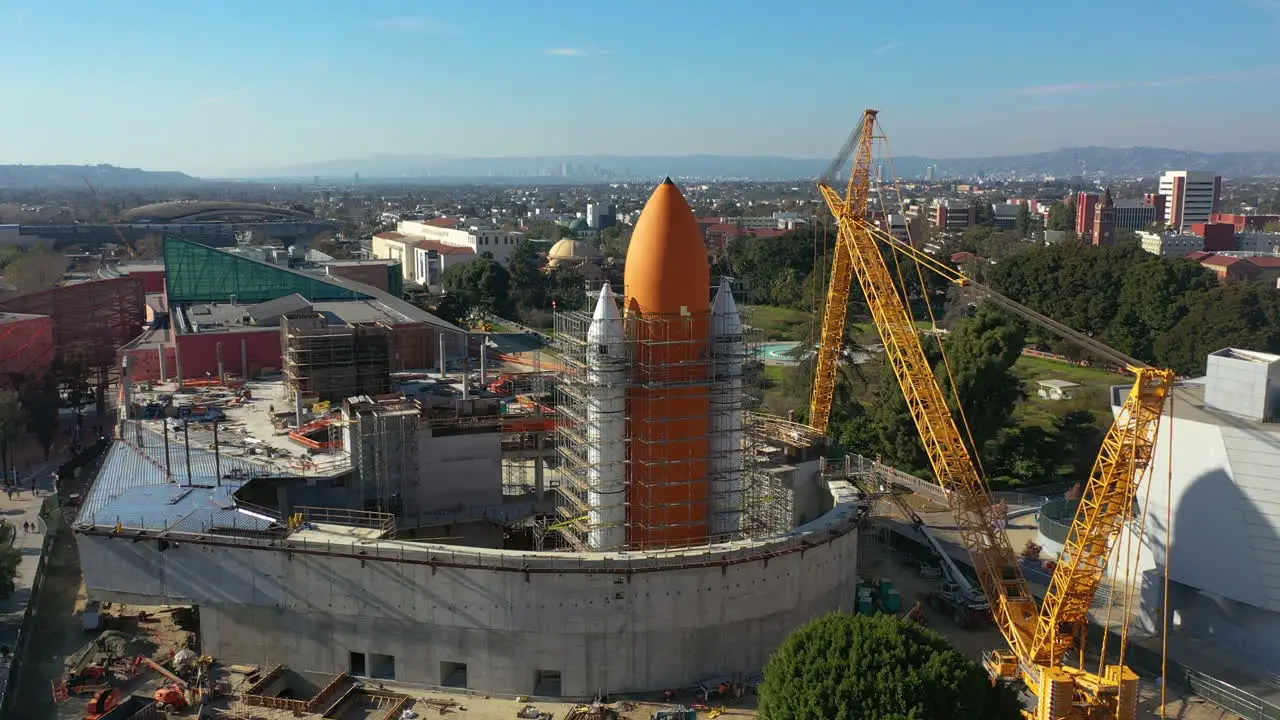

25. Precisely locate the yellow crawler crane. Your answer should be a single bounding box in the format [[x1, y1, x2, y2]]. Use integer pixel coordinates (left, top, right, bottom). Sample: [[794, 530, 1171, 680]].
[[811, 109, 1176, 720]]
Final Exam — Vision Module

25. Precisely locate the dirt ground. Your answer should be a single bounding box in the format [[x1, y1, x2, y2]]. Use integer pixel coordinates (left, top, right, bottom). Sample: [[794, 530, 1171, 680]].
[[13, 516, 198, 720], [858, 528, 1241, 720], [206, 679, 757, 720]]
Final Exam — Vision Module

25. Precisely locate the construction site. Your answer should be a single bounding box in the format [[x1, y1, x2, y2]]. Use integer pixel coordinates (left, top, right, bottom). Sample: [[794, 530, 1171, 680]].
[[61, 177, 866, 712], [41, 120, 1275, 720]]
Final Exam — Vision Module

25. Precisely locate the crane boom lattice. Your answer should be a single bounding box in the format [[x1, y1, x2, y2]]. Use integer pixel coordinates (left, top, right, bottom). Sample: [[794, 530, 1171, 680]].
[[810, 109, 1179, 719]]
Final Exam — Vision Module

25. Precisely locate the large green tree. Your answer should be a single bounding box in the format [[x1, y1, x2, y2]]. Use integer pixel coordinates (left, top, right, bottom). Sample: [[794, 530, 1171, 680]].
[[506, 240, 548, 313], [940, 307, 1026, 454], [0, 390, 23, 483], [440, 256, 512, 318], [19, 372, 61, 460], [1045, 198, 1076, 232], [759, 613, 1022, 720]]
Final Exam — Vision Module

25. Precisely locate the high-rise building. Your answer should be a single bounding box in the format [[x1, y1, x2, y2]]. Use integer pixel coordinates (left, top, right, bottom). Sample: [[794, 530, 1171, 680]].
[[924, 165, 935, 182], [1158, 171, 1222, 230], [1076, 192, 1099, 238]]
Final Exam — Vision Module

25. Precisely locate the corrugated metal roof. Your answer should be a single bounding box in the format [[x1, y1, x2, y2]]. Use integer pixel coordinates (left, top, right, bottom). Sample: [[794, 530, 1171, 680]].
[[77, 427, 271, 531], [247, 293, 312, 323]]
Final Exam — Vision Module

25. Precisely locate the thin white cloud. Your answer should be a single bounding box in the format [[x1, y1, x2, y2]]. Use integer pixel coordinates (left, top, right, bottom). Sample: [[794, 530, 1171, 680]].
[[1011, 68, 1280, 96], [872, 41, 904, 56], [196, 88, 252, 107], [376, 17, 453, 33], [546, 48, 586, 57]]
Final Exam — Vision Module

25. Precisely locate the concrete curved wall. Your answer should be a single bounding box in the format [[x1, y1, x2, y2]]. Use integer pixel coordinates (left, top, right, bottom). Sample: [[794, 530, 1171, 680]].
[[76, 481, 860, 697]]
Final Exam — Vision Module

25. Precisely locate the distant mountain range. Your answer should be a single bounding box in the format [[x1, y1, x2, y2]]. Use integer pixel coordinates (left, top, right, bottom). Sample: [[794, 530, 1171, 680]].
[[0, 164, 198, 189], [4, 147, 1280, 189], [255, 147, 1280, 181]]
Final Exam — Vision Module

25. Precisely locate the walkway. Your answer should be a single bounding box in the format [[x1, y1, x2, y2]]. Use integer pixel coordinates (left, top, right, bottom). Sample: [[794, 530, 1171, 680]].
[[0, 460, 59, 706]]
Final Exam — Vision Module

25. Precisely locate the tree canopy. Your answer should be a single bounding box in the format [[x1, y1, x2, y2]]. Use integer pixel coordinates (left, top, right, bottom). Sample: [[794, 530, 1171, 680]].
[[758, 613, 1022, 720], [987, 241, 1273, 374]]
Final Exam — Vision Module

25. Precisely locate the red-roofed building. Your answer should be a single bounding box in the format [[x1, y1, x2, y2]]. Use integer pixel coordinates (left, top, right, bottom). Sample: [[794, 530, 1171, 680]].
[[1198, 255, 1259, 284]]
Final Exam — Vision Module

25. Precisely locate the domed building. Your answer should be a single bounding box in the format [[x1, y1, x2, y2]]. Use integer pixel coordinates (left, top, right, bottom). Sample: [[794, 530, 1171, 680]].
[[547, 238, 601, 268]]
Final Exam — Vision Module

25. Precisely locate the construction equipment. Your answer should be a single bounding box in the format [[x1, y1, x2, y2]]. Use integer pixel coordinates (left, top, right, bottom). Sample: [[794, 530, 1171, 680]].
[[83, 688, 118, 720], [811, 109, 1176, 720], [153, 683, 188, 711], [854, 475, 990, 627]]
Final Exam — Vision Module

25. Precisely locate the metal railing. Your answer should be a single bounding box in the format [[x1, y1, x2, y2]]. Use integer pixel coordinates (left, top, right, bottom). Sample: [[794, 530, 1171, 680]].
[[296, 506, 397, 535], [1176, 667, 1280, 720]]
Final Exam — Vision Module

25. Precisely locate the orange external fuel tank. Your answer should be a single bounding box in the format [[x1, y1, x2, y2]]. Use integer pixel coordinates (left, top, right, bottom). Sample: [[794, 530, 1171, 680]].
[[623, 178, 712, 548]]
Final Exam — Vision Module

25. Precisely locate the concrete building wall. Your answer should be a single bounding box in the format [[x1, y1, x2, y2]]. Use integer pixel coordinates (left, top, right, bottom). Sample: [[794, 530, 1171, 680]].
[[1104, 388, 1280, 668], [76, 506, 859, 697], [413, 430, 503, 514]]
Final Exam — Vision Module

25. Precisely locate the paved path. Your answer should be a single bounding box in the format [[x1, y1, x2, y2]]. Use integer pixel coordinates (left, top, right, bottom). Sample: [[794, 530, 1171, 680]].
[[0, 460, 61, 705]]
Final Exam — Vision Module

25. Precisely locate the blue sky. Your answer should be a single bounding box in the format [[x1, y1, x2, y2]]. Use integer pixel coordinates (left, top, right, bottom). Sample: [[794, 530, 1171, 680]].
[[2, 0, 1277, 176]]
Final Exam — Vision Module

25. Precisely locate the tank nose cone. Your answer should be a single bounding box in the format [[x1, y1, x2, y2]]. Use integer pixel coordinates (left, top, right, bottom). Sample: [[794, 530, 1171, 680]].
[[624, 179, 710, 316]]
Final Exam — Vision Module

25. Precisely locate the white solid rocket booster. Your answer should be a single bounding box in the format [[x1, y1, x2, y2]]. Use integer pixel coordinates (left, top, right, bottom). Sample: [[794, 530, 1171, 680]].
[[709, 277, 745, 538], [586, 283, 628, 550]]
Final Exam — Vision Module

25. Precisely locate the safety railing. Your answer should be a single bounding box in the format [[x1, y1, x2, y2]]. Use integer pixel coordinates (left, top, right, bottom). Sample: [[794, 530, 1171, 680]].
[[1176, 667, 1280, 720]]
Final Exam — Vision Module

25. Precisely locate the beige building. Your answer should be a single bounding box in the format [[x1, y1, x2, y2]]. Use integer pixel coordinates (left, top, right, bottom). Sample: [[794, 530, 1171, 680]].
[[396, 218, 525, 265]]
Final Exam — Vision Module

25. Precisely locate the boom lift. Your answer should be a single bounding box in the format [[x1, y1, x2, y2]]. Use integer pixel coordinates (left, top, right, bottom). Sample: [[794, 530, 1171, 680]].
[[812, 109, 1176, 720]]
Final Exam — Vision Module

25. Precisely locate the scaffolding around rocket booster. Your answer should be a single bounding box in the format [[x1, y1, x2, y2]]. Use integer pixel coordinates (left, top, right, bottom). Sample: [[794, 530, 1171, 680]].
[[553, 280, 788, 552]]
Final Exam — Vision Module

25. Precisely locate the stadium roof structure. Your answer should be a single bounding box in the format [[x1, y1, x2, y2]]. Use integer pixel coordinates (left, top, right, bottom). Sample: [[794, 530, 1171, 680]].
[[119, 201, 316, 223]]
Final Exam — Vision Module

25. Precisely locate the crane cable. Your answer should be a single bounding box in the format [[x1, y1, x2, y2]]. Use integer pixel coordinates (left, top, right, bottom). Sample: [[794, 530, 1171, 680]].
[[875, 127, 988, 477], [1161, 394, 1174, 713]]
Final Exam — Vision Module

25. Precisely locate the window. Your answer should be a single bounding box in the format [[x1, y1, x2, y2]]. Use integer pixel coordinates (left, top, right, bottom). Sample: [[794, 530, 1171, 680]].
[[349, 651, 367, 676], [441, 661, 468, 688], [369, 653, 396, 680], [535, 670, 562, 696]]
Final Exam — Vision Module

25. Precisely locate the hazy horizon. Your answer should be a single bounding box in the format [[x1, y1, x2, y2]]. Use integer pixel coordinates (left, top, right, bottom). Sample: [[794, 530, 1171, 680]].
[[3, 1, 1278, 176]]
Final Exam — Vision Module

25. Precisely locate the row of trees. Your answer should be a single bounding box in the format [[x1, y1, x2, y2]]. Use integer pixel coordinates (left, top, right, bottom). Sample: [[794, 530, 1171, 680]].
[[0, 246, 68, 295], [0, 352, 95, 481], [432, 242, 589, 326], [777, 306, 1093, 486], [988, 241, 1280, 375]]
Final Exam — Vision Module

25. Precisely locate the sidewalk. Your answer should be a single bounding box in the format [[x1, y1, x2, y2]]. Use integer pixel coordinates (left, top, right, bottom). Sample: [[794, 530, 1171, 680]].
[[0, 461, 61, 703]]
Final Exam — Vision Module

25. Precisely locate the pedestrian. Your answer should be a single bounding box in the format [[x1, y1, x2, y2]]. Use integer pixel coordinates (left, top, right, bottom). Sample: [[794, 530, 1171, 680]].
[[5, 487, 12, 500], [21, 522, 28, 534]]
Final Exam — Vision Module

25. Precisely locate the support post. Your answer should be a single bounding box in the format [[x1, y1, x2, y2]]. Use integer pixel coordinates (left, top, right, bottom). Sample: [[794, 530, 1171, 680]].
[[182, 421, 192, 486], [479, 336, 488, 386], [212, 420, 222, 486], [438, 333, 447, 376], [241, 338, 249, 380], [462, 332, 471, 399], [216, 342, 225, 384]]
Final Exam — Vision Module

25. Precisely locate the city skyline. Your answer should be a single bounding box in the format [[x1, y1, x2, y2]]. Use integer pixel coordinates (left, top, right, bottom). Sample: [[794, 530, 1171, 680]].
[[2, 0, 1278, 177]]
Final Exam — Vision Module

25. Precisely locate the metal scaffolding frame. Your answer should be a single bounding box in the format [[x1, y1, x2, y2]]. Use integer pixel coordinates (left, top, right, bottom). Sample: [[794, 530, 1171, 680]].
[[551, 283, 765, 552], [281, 314, 393, 403], [343, 395, 421, 517]]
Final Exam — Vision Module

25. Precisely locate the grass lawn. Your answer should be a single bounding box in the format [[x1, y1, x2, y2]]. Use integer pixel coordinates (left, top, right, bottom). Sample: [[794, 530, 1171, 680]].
[[1012, 355, 1125, 430], [742, 305, 817, 341], [762, 365, 787, 383]]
